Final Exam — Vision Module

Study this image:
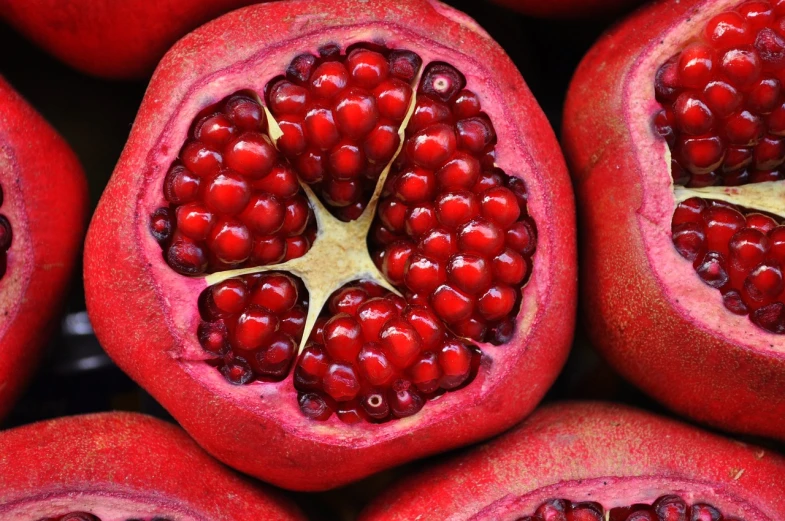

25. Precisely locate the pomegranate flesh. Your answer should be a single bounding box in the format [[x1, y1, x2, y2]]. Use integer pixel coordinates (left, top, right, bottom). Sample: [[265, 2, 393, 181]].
[[360, 402, 785, 521], [0, 76, 88, 420], [84, 0, 576, 490], [0, 412, 304, 520], [563, 0, 785, 439]]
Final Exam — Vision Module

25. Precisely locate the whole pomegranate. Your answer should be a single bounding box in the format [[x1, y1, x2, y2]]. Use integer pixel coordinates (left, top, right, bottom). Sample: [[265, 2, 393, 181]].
[[84, 0, 576, 491], [563, 0, 785, 440], [0, 412, 305, 520], [490, 0, 642, 18], [0, 0, 261, 79], [361, 402, 785, 520], [0, 76, 88, 420]]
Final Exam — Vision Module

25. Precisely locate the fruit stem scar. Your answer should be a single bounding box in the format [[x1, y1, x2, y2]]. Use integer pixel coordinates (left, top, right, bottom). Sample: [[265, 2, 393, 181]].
[[203, 65, 424, 353]]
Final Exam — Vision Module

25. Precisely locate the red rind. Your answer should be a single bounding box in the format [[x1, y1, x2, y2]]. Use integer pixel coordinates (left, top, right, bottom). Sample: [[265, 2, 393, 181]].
[[562, 0, 785, 440], [0, 76, 88, 420], [360, 402, 785, 520], [84, 0, 576, 490], [0, 0, 260, 79], [0, 412, 305, 520]]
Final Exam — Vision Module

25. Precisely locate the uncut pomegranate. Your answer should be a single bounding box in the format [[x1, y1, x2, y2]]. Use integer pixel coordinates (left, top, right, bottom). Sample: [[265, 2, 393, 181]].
[[361, 402, 785, 521], [0, 412, 304, 520], [0, 0, 261, 79], [83, 0, 576, 490], [563, 0, 785, 439], [0, 76, 88, 420]]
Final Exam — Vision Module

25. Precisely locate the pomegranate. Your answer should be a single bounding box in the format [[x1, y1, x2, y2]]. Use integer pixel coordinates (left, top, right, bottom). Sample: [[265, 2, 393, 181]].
[[490, 0, 642, 18], [562, 0, 785, 439], [0, 0, 262, 79], [360, 402, 785, 521], [0, 412, 304, 520], [84, 0, 576, 490], [0, 76, 88, 420]]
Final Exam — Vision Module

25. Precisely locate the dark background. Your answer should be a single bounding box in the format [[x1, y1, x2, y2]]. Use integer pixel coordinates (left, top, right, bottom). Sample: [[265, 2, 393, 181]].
[[0, 1, 777, 519]]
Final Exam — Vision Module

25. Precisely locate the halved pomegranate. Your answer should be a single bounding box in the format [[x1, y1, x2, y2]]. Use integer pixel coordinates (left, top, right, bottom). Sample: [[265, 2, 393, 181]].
[[0, 412, 304, 520], [563, 0, 785, 439], [360, 402, 785, 521], [0, 76, 88, 420], [84, 0, 576, 490], [0, 0, 260, 79]]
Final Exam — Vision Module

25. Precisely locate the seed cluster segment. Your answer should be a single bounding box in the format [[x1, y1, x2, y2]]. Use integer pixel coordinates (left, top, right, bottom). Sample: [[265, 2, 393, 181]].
[[517, 496, 739, 521], [653, 1, 785, 334]]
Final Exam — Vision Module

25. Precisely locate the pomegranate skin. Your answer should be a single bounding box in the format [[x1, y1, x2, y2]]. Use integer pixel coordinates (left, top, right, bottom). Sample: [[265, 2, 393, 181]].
[[0, 412, 305, 520], [0, 76, 88, 420], [491, 0, 641, 18], [0, 0, 259, 79], [562, 0, 785, 440], [83, 0, 576, 491], [360, 402, 785, 521]]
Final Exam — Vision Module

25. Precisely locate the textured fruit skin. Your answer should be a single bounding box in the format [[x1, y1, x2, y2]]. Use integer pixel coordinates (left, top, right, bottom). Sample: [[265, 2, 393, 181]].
[[360, 402, 785, 521], [83, 0, 576, 491], [0, 76, 88, 420], [562, 0, 785, 440], [0, 0, 259, 79], [491, 0, 640, 18], [0, 412, 305, 520]]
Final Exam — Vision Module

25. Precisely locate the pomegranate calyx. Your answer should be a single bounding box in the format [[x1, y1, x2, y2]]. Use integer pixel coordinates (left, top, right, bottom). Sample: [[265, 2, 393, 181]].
[[204, 70, 422, 353], [673, 180, 785, 218]]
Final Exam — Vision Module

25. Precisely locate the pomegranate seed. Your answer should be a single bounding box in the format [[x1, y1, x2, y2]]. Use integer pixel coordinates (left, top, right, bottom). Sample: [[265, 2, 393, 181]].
[[233, 306, 277, 350], [240, 193, 284, 235], [409, 95, 452, 133], [447, 253, 491, 294], [281, 195, 310, 236], [224, 133, 276, 179], [328, 140, 365, 180], [690, 503, 722, 521], [364, 123, 400, 163], [436, 190, 480, 229], [336, 400, 364, 424], [703, 205, 746, 255], [225, 95, 265, 131], [403, 306, 445, 349], [276, 115, 306, 156], [347, 48, 389, 89], [304, 105, 341, 150], [252, 163, 299, 198], [745, 259, 784, 300], [295, 149, 325, 183], [198, 320, 229, 355], [221, 355, 254, 385], [334, 88, 379, 139], [254, 332, 295, 378], [164, 165, 201, 204], [452, 89, 481, 119], [195, 113, 237, 148], [382, 241, 415, 284], [388, 379, 424, 418], [405, 254, 446, 293], [536, 499, 568, 521], [380, 318, 422, 367], [211, 278, 249, 314], [299, 392, 332, 421], [408, 351, 442, 393], [310, 61, 349, 99], [674, 93, 714, 135], [329, 286, 369, 315], [360, 390, 390, 420], [481, 187, 521, 227], [395, 167, 437, 203], [458, 218, 505, 256], [251, 274, 298, 313], [695, 251, 730, 288], [705, 11, 754, 49], [721, 48, 762, 88], [437, 152, 481, 190], [493, 248, 528, 284], [438, 339, 471, 389], [478, 284, 517, 321], [251, 235, 286, 264], [405, 204, 438, 237], [323, 362, 361, 401], [702, 80, 741, 117], [420, 227, 458, 261], [431, 284, 474, 323], [407, 123, 457, 169], [166, 236, 208, 275], [506, 219, 537, 255], [752, 301, 785, 332], [420, 62, 465, 103], [268, 79, 310, 114], [672, 222, 707, 261], [207, 218, 252, 264], [358, 343, 394, 386], [149, 207, 173, 244], [181, 141, 222, 177], [323, 313, 364, 362], [374, 78, 412, 122], [678, 42, 716, 88], [280, 307, 306, 338], [388, 50, 422, 82], [456, 116, 495, 153], [323, 178, 360, 207]]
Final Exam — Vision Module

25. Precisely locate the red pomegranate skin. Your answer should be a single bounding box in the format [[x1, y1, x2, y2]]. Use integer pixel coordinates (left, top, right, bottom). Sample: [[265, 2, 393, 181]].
[[562, 0, 785, 440], [0, 412, 305, 520], [360, 402, 785, 521], [0, 76, 88, 420], [0, 0, 260, 79], [491, 0, 641, 18], [83, 0, 576, 491]]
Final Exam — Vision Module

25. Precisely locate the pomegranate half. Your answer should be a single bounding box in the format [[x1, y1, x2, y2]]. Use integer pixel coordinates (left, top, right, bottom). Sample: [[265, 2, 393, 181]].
[[563, 0, 785, 439], [360, 401, 785, 521], [0, 412, 305, 520], [0, 76, 88, 420], [84, 0, 576, 491], [0, 0, 261, 80]]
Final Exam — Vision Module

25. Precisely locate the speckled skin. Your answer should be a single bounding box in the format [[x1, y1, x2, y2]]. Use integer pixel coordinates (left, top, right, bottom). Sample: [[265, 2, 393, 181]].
[[0, 0, 260, 79], [0, 76, 87, 420], [83, 0, 576, 491], [360, 402, 785, 521], [0, 412, 305, 520], [562, 0, 785, 440], [491, 0, 640, 18]]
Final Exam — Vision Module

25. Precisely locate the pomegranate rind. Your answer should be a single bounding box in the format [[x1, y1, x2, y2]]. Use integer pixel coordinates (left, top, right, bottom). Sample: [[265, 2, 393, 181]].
[[360, 402, 785, 521], [84, 0, 576, 490], [0, 76, 88, 420], [0, 412, 305, 520], [491, 0, 641, 18], [562, 0, 785, 440], [0, 0, 261, 79]]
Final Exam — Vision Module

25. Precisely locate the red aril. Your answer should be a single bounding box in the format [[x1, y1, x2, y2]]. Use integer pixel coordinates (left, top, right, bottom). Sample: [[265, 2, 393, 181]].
[[563, 0, 785, 440], [0, 413, 303, 520], [360, 403, 785, 521], [0, 77, 88, 420], [84, 0, 576, 490]]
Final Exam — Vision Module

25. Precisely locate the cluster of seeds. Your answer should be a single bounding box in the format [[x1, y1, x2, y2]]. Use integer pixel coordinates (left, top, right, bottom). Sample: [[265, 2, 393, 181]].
[[0, 185, 11, 277], [373, 62, 535, 343], [654, 0, 785, 186], [160, 42, 536, 423], [37, 514, 173, 521], [266, 43, 421, 220], [672, 197, 785, 332], [517, 496, 739, 521], [294, 281, 481, 422], [197, 272, 307, 384], [149, 94, 316, 275]]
